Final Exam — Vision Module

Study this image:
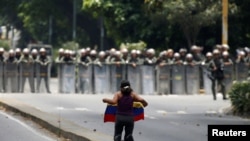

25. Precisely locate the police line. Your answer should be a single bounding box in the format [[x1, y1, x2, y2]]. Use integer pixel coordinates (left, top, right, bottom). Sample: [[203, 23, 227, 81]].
[[56, 63, 249, 95], [0, 61, 52, 93], [0, 62, 248, 94]]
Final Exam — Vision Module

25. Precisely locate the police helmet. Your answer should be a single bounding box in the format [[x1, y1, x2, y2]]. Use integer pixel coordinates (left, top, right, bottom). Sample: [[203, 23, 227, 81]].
[[15, 48, 21, 53], [9, 49, 15, 54], [98, 51, 105, 57], [222, 51, 229, 56], [131, 49, 137, 54], [58, 48, 64, 53], [31, 49, 38, 54], [174, 52, 180, 58], [0, 48, 4, 52], [206, 52, 213, 57], [40, 48, 46, 52], [90, 50, 97, 55], [23, 48, 29, 54], [213, 49, 220, 54], [186, 53, 193, 58]]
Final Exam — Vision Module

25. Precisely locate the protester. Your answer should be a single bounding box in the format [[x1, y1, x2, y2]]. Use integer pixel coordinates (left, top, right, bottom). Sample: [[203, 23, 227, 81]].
[[103, 80, 148, 141]]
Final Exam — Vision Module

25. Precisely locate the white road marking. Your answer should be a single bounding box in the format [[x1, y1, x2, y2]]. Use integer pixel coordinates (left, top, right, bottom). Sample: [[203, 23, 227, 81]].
[[156, 110, 167, 114], [56, 107, 64, 110], [176, 111, 187, 114], [145, 115, 156, 119], [205, 110, 217, 114], [75, 108, 91, 111], [0, 111, 55, 141]]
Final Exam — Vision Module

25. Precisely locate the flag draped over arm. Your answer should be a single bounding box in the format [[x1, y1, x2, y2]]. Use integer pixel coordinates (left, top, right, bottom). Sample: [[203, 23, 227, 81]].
[[104, 102, 144, 122]]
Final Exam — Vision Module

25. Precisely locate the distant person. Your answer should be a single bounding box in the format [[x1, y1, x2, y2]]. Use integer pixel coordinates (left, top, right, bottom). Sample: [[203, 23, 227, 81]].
[[36, 48, 51, 93], [102, 80, 148, 141], [210, 49, 227, 100]]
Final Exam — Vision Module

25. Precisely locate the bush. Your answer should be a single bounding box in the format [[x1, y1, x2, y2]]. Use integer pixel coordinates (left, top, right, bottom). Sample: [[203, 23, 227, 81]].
[[0, 39, 10, 50], [228, 81, 250, 116]]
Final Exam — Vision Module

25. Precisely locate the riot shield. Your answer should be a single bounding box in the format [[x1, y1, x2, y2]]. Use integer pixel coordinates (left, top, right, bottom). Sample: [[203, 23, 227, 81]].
[[56, 63, 63, 93], [36, 63, 51, 93], [60, 63, 76, 94], [0, 62, 4, 92], [235, 62, 249, 82], [201, 65, 213, 95], [19, 62, 35, 93], [4, 62, 18, 92], [156, 65, 170, 95], [110, 64, 126, 93], [93, 64, 110, 94], [185, 65, 200, 94], [171, 64, 185, 94], [223, 64, 234, 94], [127, 64, 141, 94], [140, 65, 156, 95], [78, 64, 93, 94]]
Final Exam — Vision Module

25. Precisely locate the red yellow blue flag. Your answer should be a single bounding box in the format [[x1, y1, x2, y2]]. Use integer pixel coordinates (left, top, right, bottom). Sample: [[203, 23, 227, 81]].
[[104, 102, 144, 122]]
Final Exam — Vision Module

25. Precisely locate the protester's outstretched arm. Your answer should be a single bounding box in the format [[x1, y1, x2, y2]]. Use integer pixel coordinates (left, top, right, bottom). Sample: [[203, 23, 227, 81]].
[[133, 93, 148, 107], [103, 93, 119, 105]]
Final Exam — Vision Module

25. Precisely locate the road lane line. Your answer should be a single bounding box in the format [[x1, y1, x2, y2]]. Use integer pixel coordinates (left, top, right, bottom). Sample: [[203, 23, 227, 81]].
[[75, 108, 91, 111], [156, 110, 167, 115], [0, 111, 55, 141], [144, 114, 156, 119], [176, 111, 187, 114], [56, 107, 64, 110]]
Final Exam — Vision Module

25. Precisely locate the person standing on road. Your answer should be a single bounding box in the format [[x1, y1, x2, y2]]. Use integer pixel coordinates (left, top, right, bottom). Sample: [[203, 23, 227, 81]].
[[103, 80, 148, 141], [210, 49, 227, 100], [36, 48, 51, 93], [19, 48, 35, 93]]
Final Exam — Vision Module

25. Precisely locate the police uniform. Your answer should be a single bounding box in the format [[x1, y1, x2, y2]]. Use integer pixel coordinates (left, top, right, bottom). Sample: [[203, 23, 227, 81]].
[[19, 48, 35, 93], [36, 48, 51, 93], [209, 50, 227, 100]]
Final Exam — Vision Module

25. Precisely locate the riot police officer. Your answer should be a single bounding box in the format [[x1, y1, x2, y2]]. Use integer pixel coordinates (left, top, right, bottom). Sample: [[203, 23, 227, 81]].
[[55, 48, 65, 63], [110, 51, 125, 65], [183, 53, 197, 66], [77, 48, 92, 94], [143, 48, 157, 65], [61, 49, 75, 63], [19, 48, 35, 93], [94, 51, 108, 66], [210, 49, 227, 100], [173, 52, 183, 65], [128, 49, 142, 67], [36, 48, 51, 93], [0, 48, 5, 92], [4, 49, 19, 92]]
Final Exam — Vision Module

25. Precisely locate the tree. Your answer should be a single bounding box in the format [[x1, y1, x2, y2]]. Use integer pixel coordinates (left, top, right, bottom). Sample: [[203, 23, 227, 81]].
[[83, 0, 170, 49], [145, 0, 222, 49]]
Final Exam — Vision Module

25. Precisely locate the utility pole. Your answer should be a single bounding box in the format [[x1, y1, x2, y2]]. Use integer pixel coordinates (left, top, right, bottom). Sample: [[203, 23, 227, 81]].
[[222, 0, 228, 45], [48, 15, 53, 44], [72, 0, 77, 41], [100, 17, 104, 51]]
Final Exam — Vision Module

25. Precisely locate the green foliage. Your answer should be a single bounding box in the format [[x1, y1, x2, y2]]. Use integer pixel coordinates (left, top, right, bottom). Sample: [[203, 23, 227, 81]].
[[61, 41, 79, 51], [145, 0, 237, 48], [83, 0, 169, 49], [120, 41, 147, 51], [0, 40, 10, 50], [228, 81, 250, 115]]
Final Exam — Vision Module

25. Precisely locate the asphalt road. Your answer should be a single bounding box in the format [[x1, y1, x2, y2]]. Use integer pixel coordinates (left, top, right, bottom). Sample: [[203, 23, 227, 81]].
[[1, 93, 249, 141], [0, 109, 57, 141]]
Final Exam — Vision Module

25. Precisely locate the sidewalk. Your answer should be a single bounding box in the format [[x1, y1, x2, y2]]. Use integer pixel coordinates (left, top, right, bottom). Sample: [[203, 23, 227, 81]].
[[0, 97, 112, 141]]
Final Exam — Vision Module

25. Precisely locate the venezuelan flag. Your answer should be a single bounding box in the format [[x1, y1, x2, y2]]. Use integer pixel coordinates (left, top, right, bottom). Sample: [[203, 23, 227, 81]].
[[104, 102, 144, 122]]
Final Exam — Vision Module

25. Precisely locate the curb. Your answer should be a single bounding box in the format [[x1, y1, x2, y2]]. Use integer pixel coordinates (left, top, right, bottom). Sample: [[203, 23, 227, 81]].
[[0, 98, 112, 141]]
